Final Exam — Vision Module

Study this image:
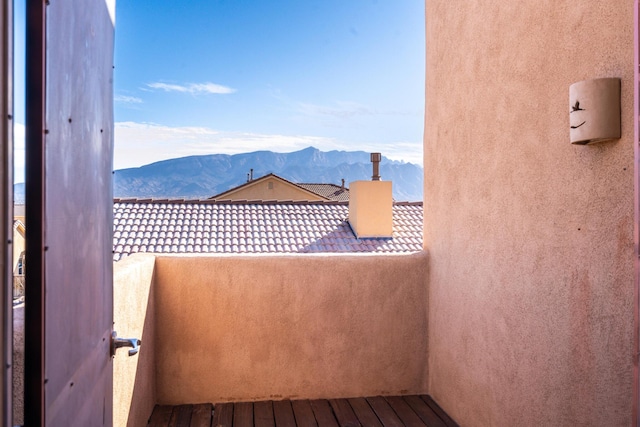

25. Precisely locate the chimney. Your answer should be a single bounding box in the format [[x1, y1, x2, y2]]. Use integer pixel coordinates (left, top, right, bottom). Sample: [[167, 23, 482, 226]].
[[348, 153, 393, 238], [341, 178, 345, 189], [247, 173, 250, 183], [371, 152, 381, 181], [250, 168, 254, 181]]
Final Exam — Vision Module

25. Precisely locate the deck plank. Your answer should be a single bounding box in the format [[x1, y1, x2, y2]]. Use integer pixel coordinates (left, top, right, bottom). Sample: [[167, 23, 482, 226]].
[[329, 399, 361, 427], [419, 396, 459, 427], [292, 400, 318, 427], [190, 395, 455, 427], [190, 403, 213, 427], [234, 402, 254, 427], [384, 397, 426, 427], [254, 401, 275, 427], [366, 397, 403, 427], [273, 400, 297, 427], [148, 405, 174, 427], [347, 398, 382, 427], [213, 403, 234, 427], [403, 396, 445, 427], [309, 400, 339, 427], [169, 404, 194, 427]]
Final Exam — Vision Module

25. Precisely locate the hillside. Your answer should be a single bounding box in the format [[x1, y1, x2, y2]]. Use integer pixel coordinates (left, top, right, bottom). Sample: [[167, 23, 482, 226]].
[[112, 147, 423, 201]]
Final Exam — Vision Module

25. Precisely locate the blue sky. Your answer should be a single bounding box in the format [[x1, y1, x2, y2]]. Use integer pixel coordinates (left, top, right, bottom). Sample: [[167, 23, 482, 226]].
[[14, 0, 425, 182]]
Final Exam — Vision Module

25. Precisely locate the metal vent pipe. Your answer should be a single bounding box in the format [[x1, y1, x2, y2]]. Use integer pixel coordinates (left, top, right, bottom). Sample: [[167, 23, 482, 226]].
[[371, 153, 381, 181]]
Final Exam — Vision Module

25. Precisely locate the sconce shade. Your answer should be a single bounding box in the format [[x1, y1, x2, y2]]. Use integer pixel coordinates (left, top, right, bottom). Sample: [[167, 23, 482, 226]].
[[569, 78, 620, 145]]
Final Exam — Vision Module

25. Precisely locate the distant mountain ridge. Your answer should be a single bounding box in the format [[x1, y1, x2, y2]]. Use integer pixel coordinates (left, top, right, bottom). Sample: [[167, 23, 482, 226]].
[[113, 147, 423, 202], [14, 147, 424, 202]]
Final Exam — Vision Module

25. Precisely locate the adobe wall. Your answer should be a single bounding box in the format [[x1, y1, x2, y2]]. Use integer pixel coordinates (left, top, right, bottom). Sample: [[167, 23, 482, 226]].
[[153, 253, 428, 404], [113, 254, 157, 427], [424, 1, 634, 425]]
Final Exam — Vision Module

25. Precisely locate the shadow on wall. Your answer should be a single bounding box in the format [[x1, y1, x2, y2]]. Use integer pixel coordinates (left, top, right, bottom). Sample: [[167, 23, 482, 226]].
[[126, 281, 156, 427], [113, 254, 157, 427]]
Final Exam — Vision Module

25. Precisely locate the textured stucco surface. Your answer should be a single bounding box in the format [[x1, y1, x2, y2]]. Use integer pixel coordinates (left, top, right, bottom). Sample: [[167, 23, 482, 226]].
[[113, 254, 157, 427], [349, 181, 393, 238], [153, 253, 428, 404], [424, 1, 634, 426]]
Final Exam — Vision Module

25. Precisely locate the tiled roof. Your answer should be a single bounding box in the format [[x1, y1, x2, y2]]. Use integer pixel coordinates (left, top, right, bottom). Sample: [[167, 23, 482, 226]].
[[112, 199, 423, 261], [297, 183, 350, 201]]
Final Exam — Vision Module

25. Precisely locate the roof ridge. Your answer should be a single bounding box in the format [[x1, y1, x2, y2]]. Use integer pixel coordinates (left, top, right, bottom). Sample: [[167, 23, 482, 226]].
[[298, 183, 344, 187]]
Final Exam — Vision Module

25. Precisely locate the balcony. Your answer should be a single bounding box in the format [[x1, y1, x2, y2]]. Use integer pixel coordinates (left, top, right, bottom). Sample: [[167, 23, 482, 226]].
[[112, 252, 440, 426]]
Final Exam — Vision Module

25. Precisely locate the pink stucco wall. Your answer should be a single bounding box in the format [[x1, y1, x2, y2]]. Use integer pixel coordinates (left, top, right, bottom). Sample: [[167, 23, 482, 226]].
[[152, 254, 428, 404], [424, 1, 634, 425]]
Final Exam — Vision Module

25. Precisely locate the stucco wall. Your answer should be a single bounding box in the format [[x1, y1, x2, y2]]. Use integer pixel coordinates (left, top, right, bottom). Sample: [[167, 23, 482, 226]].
[[153, 253, 428, 404], [424, 2, 634, 426], [113, 254, 157, 427]]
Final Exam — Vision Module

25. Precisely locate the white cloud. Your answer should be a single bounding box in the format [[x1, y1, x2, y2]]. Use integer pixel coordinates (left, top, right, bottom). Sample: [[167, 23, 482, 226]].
[[114, 94, 143, 104], [146, 82, 236, 95], [114, 121, 423, 169], [378, 141, 423, 166], [115, 122, 329, 169], [13, 121, 422, 182]]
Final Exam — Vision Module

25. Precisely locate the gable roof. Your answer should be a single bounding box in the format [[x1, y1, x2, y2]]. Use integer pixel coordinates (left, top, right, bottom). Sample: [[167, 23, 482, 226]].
[[112, 199, 423, 261], [210, 173, 329, 201], [297, 183, 350, 202]]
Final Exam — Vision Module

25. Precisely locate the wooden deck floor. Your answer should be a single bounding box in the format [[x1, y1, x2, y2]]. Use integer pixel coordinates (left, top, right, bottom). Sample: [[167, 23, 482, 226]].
[[147, 395, 458, 427]]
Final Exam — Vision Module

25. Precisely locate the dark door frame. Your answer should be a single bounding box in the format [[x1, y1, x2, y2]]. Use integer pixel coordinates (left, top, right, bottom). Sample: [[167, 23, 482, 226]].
[[24, 0, 46, 424], [634, 1, 640, 425], [0, 0, 12, 425]]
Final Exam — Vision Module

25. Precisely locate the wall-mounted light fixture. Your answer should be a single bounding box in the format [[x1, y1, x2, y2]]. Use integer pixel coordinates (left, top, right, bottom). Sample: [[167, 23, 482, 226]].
[[569, 77, 621, 145]]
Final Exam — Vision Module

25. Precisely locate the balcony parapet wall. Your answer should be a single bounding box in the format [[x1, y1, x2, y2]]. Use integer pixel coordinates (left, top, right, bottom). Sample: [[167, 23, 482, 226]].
[[114, 252, 428, 411]]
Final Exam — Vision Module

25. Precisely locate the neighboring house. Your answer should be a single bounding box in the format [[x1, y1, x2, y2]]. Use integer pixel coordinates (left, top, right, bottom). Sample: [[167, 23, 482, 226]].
[[112, 199, 422, 261], [210, 173, 350, 202], [12, 220, 25, 299], [12, 205, 26, 299]]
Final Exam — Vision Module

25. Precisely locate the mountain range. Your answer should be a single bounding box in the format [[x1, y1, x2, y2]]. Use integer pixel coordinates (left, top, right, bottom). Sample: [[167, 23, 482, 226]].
[[14, 147, 424, 202]]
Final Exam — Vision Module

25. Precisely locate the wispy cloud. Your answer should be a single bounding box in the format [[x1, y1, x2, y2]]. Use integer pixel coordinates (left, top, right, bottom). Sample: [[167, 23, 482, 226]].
[[115, 122, 331, 169], [146, 82, 236, 95], [114, 121, 423, 169], [114, 94, 143, 104]]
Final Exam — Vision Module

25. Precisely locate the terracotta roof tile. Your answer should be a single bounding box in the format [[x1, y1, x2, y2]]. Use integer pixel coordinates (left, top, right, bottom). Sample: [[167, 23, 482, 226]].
[[112, 199, 423, 261], [297, 183, 350, 201]]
